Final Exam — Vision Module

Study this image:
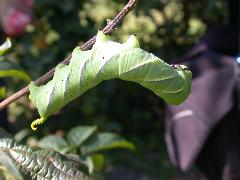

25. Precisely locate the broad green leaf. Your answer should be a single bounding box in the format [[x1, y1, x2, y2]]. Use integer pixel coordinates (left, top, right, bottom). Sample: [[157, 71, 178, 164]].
[[63, 153, 89, 174], [80, 133, 136, 155], [0, 38, 12, 56], [0, 138, 91, 179], [0, 61, 31, 81], [35, 149, 89, 176], [67, 125, 97, 147], [29, 31, 192, 130], [10, 149, 91, 179], [0, 151, 23, 180], [38, 135, 69, 153], [0, 138, 32, 153]]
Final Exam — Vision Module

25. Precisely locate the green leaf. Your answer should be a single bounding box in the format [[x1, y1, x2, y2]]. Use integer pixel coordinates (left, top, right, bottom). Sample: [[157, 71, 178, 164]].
[[0, 138, 91, 179], [11, 149, 90, 179], [0, 151, 23, 180], [38, 135, 69, 153], [35, 149, 89, 176], [80, 133, 136, 155], [0, 61, 31, 81], [62, 153, 89, 174], [0, 38, 12, 56], [67, 126, 97, 147], [0, 138, 32, 152]]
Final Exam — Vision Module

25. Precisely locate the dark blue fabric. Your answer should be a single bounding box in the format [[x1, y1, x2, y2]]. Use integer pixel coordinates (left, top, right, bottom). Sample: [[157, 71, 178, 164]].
[[165, 25, 240, 180]]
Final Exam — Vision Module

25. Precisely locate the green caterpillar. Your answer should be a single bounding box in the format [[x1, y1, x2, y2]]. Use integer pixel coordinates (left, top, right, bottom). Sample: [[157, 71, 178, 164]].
[[29, 31, 192, 130]]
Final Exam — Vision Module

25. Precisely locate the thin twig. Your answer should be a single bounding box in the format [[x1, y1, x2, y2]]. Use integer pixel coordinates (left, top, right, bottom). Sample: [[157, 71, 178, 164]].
[[0, 0, 137, 109]]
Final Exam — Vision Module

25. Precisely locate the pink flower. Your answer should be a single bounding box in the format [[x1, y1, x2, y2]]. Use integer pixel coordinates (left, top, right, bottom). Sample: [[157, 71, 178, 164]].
[[3, 7, 32, 37]]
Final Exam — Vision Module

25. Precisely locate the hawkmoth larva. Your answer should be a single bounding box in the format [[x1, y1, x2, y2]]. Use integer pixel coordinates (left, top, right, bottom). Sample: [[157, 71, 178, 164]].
[[29, 31, 192, 130]]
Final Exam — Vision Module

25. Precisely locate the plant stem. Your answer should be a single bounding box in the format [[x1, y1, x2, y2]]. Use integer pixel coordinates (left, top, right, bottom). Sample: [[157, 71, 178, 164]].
[[0, 0, 137, 109]]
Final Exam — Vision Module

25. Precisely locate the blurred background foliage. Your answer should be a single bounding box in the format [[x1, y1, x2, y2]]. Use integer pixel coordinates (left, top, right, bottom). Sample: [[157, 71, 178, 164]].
[[1, 0, 228, 179]]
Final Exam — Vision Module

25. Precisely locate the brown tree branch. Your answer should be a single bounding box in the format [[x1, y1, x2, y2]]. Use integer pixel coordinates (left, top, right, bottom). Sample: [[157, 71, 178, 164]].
[[0, 0, 137, 109]]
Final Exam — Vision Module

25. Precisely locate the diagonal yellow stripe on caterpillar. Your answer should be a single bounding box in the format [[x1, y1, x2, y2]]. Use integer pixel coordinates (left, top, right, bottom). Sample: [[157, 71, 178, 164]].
[[29, 31, 192, 130]]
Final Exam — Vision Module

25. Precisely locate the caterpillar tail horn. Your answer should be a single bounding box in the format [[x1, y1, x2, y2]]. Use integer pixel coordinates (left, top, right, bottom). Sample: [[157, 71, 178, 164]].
[[31, 117, 47, 131]]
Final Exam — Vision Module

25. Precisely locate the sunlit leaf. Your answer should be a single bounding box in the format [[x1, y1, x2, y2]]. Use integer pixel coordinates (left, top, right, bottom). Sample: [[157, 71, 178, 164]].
[[35, 149, 89, 176], [0, 38, 12, 56], [0, 138, 91, 179]]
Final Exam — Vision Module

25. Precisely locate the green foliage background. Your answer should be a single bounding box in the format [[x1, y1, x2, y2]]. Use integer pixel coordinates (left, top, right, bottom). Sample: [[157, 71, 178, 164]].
[[2, 0, 227, 179]]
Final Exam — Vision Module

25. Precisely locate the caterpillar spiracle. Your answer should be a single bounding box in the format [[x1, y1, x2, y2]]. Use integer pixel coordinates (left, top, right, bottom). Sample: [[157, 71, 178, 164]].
[[29, 31, 192, 130]]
